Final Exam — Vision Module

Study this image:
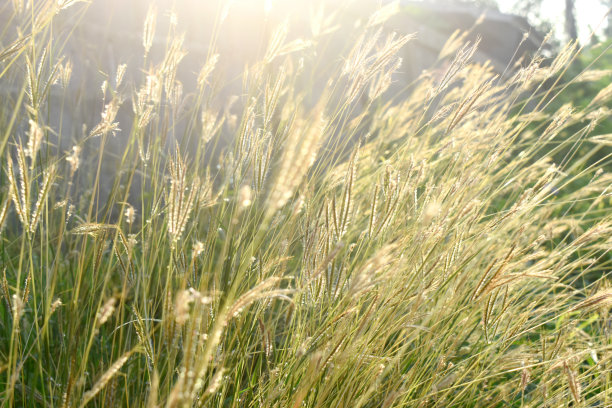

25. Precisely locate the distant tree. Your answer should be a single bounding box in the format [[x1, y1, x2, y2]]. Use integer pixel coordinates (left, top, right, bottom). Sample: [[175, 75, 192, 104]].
[[513, 0, 542, 15], [564, 0, 578, 41], [603, 0, 612, 37], [511, 0, 553, 35]]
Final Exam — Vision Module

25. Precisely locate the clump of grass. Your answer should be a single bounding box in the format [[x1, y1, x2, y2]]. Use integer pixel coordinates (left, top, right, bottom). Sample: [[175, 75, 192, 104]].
[[0, 1, 610, 406]]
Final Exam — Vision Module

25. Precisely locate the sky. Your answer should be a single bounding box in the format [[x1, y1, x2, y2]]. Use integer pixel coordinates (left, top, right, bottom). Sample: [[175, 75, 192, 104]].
[[497, 0, 610, 43]]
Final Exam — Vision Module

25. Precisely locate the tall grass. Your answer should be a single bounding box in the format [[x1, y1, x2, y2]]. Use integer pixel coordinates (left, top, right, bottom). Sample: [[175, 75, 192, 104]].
[[0, 0, 610, 406]]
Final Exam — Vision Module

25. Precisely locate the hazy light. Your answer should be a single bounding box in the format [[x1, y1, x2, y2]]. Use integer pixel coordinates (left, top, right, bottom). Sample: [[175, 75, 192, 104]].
[[264, 0, 273, 15]]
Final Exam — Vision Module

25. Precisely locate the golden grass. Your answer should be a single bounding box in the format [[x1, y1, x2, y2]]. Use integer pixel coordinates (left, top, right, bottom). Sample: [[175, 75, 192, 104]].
[[0, 0, 610, 406]]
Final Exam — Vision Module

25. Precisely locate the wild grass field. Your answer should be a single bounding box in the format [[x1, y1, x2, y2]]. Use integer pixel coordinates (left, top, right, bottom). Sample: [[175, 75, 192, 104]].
[[0, 0, 610, 406]]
